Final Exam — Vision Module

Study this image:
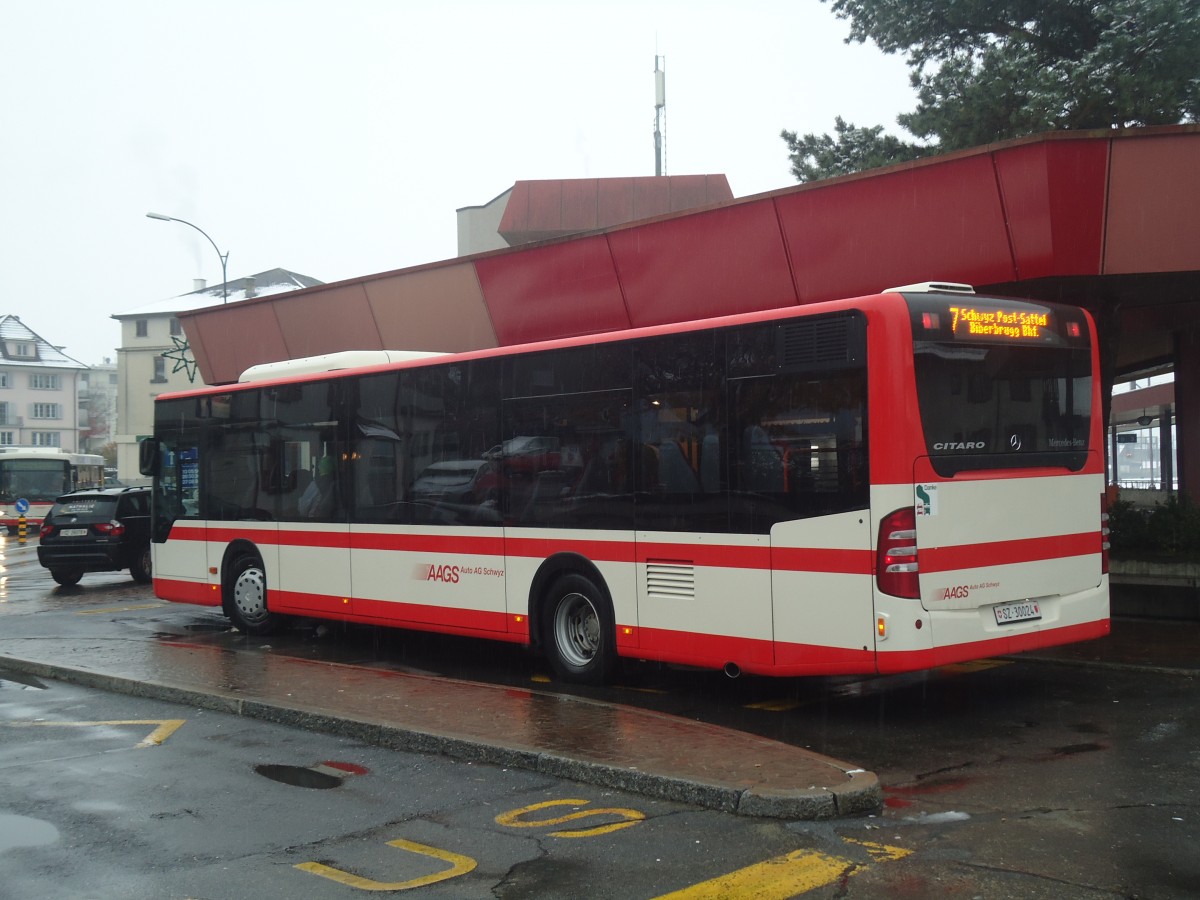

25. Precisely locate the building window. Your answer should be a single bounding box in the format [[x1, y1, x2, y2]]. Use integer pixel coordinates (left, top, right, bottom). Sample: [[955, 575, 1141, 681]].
[[170, 317, 183, 336], [0, 372, 8, 388], [14, 343, 31, 357], [31, 402, 61, 419], [109, 373, 118, 385], [0, 432, 12, 446], [136, 319, 149, 337], [152, 357, 167, 383], [0, 401, 9, 425], [31, 432, 61, 447], [29, 373, 61, 390]]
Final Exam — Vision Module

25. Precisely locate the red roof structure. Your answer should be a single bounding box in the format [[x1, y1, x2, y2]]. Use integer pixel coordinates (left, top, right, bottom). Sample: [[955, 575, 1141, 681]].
[[497, 175, 733, 245], [179, 126, 1200, 495]]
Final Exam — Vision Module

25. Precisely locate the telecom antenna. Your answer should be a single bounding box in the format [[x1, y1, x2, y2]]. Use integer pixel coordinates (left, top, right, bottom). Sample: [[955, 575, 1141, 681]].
[[654, 55, 666, 176]]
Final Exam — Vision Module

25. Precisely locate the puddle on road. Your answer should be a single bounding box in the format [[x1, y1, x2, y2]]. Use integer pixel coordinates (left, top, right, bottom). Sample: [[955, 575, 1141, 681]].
[[0, 813, 59, 851], [0, 671, 47, 690], [255, 764, 343, 789], [255, 760, 369, 790]]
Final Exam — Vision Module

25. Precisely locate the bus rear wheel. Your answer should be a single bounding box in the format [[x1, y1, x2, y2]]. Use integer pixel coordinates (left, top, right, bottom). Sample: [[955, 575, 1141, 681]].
[[226, 552, 281, 635], [542, 573, 617, 685]]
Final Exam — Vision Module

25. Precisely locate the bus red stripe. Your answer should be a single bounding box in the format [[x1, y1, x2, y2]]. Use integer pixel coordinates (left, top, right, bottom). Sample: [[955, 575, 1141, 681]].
[[922, 532, 1100, 572]]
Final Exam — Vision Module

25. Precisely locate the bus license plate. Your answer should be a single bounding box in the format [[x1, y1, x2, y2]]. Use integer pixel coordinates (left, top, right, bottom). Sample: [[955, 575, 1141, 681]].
[[61, 528, 88, 537], [994, 600, 1041, 625]]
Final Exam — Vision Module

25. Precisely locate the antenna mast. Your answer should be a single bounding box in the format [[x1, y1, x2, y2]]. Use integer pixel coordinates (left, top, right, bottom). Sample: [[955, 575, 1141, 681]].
[[654, 55, 666, 176]]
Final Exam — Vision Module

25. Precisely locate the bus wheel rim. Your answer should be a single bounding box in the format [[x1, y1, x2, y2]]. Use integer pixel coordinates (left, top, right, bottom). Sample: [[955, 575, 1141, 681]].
[[553, 592, 600, 668], [233, 567, 267, 623]]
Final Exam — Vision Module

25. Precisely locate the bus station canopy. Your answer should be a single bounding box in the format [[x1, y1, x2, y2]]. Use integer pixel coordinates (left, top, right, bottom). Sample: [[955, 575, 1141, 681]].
[[180, 125, 1200, 392]]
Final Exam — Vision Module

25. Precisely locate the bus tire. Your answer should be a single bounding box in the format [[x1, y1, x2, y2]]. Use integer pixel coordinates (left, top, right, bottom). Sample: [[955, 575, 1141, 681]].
[[130, 545, 152, 584], [51, 568, 83, 587], [226, 552, 281, 635], [542, 573, 617, 685]]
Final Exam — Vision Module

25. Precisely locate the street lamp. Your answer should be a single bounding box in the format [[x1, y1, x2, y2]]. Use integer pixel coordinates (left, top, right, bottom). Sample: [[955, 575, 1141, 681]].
[[146, 212, 230, 303]]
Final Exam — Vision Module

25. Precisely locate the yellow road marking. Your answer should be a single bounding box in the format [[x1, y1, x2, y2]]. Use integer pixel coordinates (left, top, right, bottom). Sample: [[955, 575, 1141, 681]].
[[11, 719, 185, 747], [296, 838, 476, 891], [77, 604, 165, 614], [745, 698, 806, 711], [841, 837, 913, 862], [496, 799, 645, 837], [653, 840, 911, 899], [937, 659, 1012, 674]]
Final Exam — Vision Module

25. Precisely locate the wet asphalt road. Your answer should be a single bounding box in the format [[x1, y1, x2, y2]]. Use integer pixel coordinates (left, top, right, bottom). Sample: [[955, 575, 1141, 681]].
[[2, 536, 1197, 898]]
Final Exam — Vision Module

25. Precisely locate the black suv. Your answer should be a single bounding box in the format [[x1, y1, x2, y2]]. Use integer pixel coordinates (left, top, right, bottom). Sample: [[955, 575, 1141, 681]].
[[37, 487, 152, 587]]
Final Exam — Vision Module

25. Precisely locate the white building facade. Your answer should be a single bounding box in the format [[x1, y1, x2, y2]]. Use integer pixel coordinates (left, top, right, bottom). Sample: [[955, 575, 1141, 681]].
[[0, 315, 88, 451], [112, 270, 321, 482]]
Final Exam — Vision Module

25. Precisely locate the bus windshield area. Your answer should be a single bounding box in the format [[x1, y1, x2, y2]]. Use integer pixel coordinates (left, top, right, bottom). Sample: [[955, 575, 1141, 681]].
[[0, 459, 72, 503], [912, 341, 1092, 475]]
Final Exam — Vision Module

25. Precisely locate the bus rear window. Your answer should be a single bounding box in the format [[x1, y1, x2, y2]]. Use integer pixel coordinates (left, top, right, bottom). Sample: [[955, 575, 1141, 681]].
[[913, 345, 1092, 474], [908, 297, 1092, 476]]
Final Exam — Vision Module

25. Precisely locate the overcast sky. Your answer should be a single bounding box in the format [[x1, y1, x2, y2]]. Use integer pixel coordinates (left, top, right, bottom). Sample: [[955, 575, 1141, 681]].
[[1, 1, 915, 365]]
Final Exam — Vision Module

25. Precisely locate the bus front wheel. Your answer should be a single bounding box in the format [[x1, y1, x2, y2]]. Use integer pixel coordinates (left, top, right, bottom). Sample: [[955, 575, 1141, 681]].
[[542, 573, 617, 685], [226, 553, 281, 635]]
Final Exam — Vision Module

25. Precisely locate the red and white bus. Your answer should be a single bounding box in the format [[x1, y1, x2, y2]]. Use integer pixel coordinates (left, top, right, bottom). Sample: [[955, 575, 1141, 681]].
[[139, 284, 1109, 682], [0, 448, 107, 532]]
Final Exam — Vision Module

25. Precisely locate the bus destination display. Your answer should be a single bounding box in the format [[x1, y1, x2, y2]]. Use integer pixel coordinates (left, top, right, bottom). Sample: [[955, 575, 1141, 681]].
[[949, 305, 1050, 340]]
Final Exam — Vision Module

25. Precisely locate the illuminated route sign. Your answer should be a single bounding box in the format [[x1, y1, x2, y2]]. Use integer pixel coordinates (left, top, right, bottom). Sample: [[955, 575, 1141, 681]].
[[949, 305, 1050, 340], [912, 299, 1084, 345]]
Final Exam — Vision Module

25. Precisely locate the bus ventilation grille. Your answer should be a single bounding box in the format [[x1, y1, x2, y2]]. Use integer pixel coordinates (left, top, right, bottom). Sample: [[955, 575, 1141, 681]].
[[646, 560, 695, 600], [778, 315, 863, 372]]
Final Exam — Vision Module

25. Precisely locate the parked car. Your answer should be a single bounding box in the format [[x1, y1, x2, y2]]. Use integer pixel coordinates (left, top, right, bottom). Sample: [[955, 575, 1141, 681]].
[[412, 459, 498, 504], [36, 486, 152, 587]]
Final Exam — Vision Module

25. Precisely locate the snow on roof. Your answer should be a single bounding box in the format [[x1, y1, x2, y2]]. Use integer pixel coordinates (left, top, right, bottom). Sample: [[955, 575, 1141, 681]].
[[113, 268, 322, 318], [0, 314, 87, 369]]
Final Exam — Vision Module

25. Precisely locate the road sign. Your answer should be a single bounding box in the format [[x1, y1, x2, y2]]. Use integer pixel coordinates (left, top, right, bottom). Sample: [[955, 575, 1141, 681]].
[[14, 498, 29, 514]]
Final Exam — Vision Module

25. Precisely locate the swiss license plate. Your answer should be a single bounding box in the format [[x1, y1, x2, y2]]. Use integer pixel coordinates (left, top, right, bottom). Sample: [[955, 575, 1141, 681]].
[[60, 528, 88, 537], [994, 599, 1041, 625]]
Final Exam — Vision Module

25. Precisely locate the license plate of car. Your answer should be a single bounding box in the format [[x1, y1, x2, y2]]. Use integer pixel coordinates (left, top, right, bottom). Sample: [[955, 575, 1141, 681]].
[[993, 599, 1041, 625], [60, 528, 88, 537]]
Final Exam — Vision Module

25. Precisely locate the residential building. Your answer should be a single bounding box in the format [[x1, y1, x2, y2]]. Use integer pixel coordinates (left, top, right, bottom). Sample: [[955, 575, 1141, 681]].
[[79, 357, 118, 454], [0, 315, 88, 450], [111, 269, 321, 482]]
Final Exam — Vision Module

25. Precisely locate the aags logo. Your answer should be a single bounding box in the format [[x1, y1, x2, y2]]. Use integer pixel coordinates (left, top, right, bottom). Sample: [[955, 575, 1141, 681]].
[[939, 585, 970, 600], [417, 564, 460, 584]]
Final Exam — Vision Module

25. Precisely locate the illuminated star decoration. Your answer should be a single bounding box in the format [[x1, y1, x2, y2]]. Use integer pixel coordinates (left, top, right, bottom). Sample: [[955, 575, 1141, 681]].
[[162, 335, 199, 382]]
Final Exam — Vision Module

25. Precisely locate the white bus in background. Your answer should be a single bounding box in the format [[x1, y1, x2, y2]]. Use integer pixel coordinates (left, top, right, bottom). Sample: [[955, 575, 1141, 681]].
[[0, 448, 107, 532]]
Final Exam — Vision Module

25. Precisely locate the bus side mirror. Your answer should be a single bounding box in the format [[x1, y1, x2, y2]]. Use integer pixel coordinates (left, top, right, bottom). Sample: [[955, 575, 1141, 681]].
[[138, 439, 160, 477]]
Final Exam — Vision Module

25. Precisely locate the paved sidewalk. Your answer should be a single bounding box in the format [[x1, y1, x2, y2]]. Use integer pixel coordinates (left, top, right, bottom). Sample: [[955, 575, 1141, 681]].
[[0, 632, 880, 821]]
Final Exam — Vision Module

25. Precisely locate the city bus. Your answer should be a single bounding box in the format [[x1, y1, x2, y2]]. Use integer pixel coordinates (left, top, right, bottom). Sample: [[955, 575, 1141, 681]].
[[139, 283, 1110, 682], [0, 448, 107, 532]]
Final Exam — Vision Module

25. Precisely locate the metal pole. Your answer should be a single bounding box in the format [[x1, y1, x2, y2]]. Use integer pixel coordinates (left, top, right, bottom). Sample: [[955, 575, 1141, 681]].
[[146, 213, 230, 303]]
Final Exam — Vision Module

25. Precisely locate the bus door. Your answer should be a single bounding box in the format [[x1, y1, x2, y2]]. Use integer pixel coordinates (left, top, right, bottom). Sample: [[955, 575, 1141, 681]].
[[732, 380, 872, 676], [150, 442, 211, 593], [275, 448, 351, 618], [350, 364, 508, 632]]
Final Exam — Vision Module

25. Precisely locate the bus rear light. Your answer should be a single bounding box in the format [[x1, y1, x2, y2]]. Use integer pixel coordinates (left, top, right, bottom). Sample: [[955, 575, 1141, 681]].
[[921, 312, 941, 330], [1066, 321, 1082, 338], [877, 507, 920, 599], [1101, 493, 1110, 575], [877, 614, 888, 639]]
